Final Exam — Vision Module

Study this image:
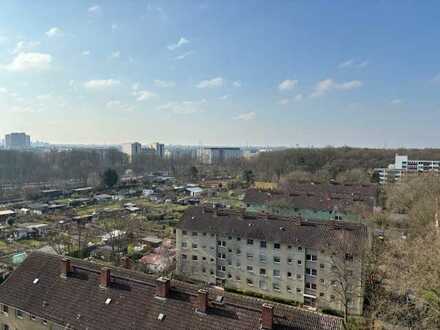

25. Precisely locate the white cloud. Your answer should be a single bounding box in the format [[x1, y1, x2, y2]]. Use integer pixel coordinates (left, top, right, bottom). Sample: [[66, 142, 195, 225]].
[[111, 51, 120, 59], [106, 100, 121, 108], [295, 94, 303, 101], [131, 83, 140, 91], [84, 79, 120, 90], [157, 99, 206, 115], [338, 58, 368, 69], [175, 51, 194, 60], [391, 99, 402, 104], [279, 99, 289, 105], [46, 27, 64, 38], [278, 79, 298, 91], [154, 80, 175, 88], [111, 23, 118, 31], [311, 79, 363, 97], [196, 77, 224, 89], [82, 50, 90, 56], [1, 52, 52, 72], [36, 94, 52, 101], [0, 87, 8, 94], [167, 37, 189, 51], [219, 94, 230, 100], [234, 112, 256, 121], [233, 81, 242, 88], [88, 5, 101, 15], [133, 90, 156, 101], [11, 40, 40, 54]]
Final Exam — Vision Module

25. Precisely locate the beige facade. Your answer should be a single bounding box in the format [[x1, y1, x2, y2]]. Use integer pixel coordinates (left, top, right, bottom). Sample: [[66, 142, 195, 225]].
[[176, 228, 364, 315], [0, 304, 63, 330]]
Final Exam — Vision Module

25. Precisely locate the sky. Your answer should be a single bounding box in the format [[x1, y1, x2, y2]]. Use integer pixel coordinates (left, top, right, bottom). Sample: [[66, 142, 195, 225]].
[[1, 0, 440, 148]]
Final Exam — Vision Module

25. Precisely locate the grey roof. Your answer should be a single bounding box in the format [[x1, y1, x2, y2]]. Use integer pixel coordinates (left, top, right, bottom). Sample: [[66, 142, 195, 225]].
[[177, 207, 368, 253]]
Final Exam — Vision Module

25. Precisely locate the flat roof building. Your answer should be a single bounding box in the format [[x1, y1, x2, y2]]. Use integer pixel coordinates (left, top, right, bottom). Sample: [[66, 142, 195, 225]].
[[4, 132, 30, 149]]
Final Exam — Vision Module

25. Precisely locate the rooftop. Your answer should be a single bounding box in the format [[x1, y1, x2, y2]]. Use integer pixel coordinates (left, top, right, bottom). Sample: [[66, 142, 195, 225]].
[[0, 252, 343, 330], [177, 207, 368, 253]]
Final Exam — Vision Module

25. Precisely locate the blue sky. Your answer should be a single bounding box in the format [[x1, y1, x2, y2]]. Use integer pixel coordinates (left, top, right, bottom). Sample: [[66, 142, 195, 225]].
[[1, 0, 440, 147]]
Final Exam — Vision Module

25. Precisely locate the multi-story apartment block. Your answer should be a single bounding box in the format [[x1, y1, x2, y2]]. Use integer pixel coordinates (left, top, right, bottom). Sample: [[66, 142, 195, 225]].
[[198, 147, 242, 164], [176, 207, 368, 316], [4, 132, 31, 149], [375, 154, 440, 184], [0, 252, 343, 330], [149, 142, 165, 158], [121, 142, 142, 162]]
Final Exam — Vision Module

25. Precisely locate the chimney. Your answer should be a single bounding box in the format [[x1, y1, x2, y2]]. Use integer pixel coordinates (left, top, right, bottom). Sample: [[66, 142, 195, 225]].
[[196, 289, 208, 314], [61, 258, 71, 278], [155, 277, 170, 299], [261, 303, 273, 330], [100, 268, 111, 288]]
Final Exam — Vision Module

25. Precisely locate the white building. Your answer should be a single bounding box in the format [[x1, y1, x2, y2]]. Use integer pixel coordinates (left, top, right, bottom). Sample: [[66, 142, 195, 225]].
[[198, 147, 242, 164], [4, 132, 30, 149], [121, 142, 142, 161], [375, 154, 440, 184]]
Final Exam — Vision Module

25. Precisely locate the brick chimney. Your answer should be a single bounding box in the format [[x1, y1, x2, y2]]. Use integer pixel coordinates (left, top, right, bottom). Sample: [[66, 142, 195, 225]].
[[155, 277, 170, 299], [196, 289, 208, 314], [261, 303, 273, 330], [100, 268, 111, 288], [60, 258, 71, 278]]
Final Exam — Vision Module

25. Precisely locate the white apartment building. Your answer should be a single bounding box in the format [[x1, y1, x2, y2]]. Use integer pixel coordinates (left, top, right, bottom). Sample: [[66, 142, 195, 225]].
[[198, 147, 242, 164], [375, 154, 440, 184], [176, 207, 367, 315], [121, 142, 142, 162]]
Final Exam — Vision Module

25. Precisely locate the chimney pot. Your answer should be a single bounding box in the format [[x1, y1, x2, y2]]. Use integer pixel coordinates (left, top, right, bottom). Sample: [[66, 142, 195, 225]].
[[155, 277, 170, 299], [100, 268, 111, 288], [196, 289, 209, 314], [261, 303, 273, 330], [61, 258, 71, 278]]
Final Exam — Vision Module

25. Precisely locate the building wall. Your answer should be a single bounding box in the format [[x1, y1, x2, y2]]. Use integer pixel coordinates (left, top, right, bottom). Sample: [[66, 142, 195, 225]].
[[175, 228, 363, 315], [0, 304, 64, 330]]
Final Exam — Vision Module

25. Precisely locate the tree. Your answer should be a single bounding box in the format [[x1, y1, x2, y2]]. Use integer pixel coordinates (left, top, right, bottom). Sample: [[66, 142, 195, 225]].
[[189, 166, 199, 180], [102, 168, 119, 188], [241, 169, 255, 187]]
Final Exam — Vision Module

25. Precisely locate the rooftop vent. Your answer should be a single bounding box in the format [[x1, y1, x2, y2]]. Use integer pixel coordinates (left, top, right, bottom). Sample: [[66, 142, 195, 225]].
[[100, 268, 111, 288], [61, 258, 71, 278], [215, 295, 224, 305], [158, 313, 166, 321], [105, 298, 112, 305], [33, 278, 39, 284], [155, 277, 170, 299], [261, 303, 274, 330], [196, 289, 208, 314]]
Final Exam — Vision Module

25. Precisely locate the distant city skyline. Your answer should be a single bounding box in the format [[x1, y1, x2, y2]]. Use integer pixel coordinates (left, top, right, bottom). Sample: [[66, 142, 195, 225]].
[[1, 1, 440, 147]]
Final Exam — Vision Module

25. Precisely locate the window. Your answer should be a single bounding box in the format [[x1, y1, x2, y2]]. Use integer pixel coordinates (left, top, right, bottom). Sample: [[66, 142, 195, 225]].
[[260, 268, 266, 275], [297, 260, 302, 265], [273, 256, 280, 263], [236, 249, 241, 255], [287, 257, 293, 264], [202, 257, 206, 261], [287, 272, 292, 278], [296, 274, 302, 280], [236, 237, 241, 241], [330, 295, 335, 301], [192, 232, 198, 236], [3, 325, 10, 330], [42, 320, 48, 325], [217, 253, 226, 259], [331, 280, 337, 286], [182, 230, 187, 235], [210, 270, 214, 275], [202, 267, 206, 273], [210, 258, 215, 262], [287, 285, 292, 292], [247, 265, 254, 272], [181, 241, 187, 248], [236, 260, 241, 267], [228, 249, 232, 253], [203, 232, 207, 236], [319, 292, 325, 297], [296, 288, 302, 293], [345, 253, 354, 262], [16, 309, 24, 319], [228, 236, 232, 240], [236, 275, 241, 280], [273, 283, 280, 291], [320, 278, 325, 284], [305, 282, 317, 290], [306, 268, 317, 276], [247, 278, 254, 286], [182, 254, 187, 260], [306, 254, 317, 261], [287, 245, 292, 249], [217, 240, 226, 247], [228, 273, 232, 278], [217, 265, 226, 271], [274, 243, 280, 249], [259, 255, 266, 263], [247, 253, 253, 260], [192, 243, 198, 249], [192, 255, 198, 261], [259, 280, 268, 290], [273, 269, 280, 277], [31, 314, 37, 320], [2, 304, 8, 315], [320, 263, 325, 269], [298, 246, 302, 251], [260, 240, 267, 248], [247, 239, 254, 245]]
